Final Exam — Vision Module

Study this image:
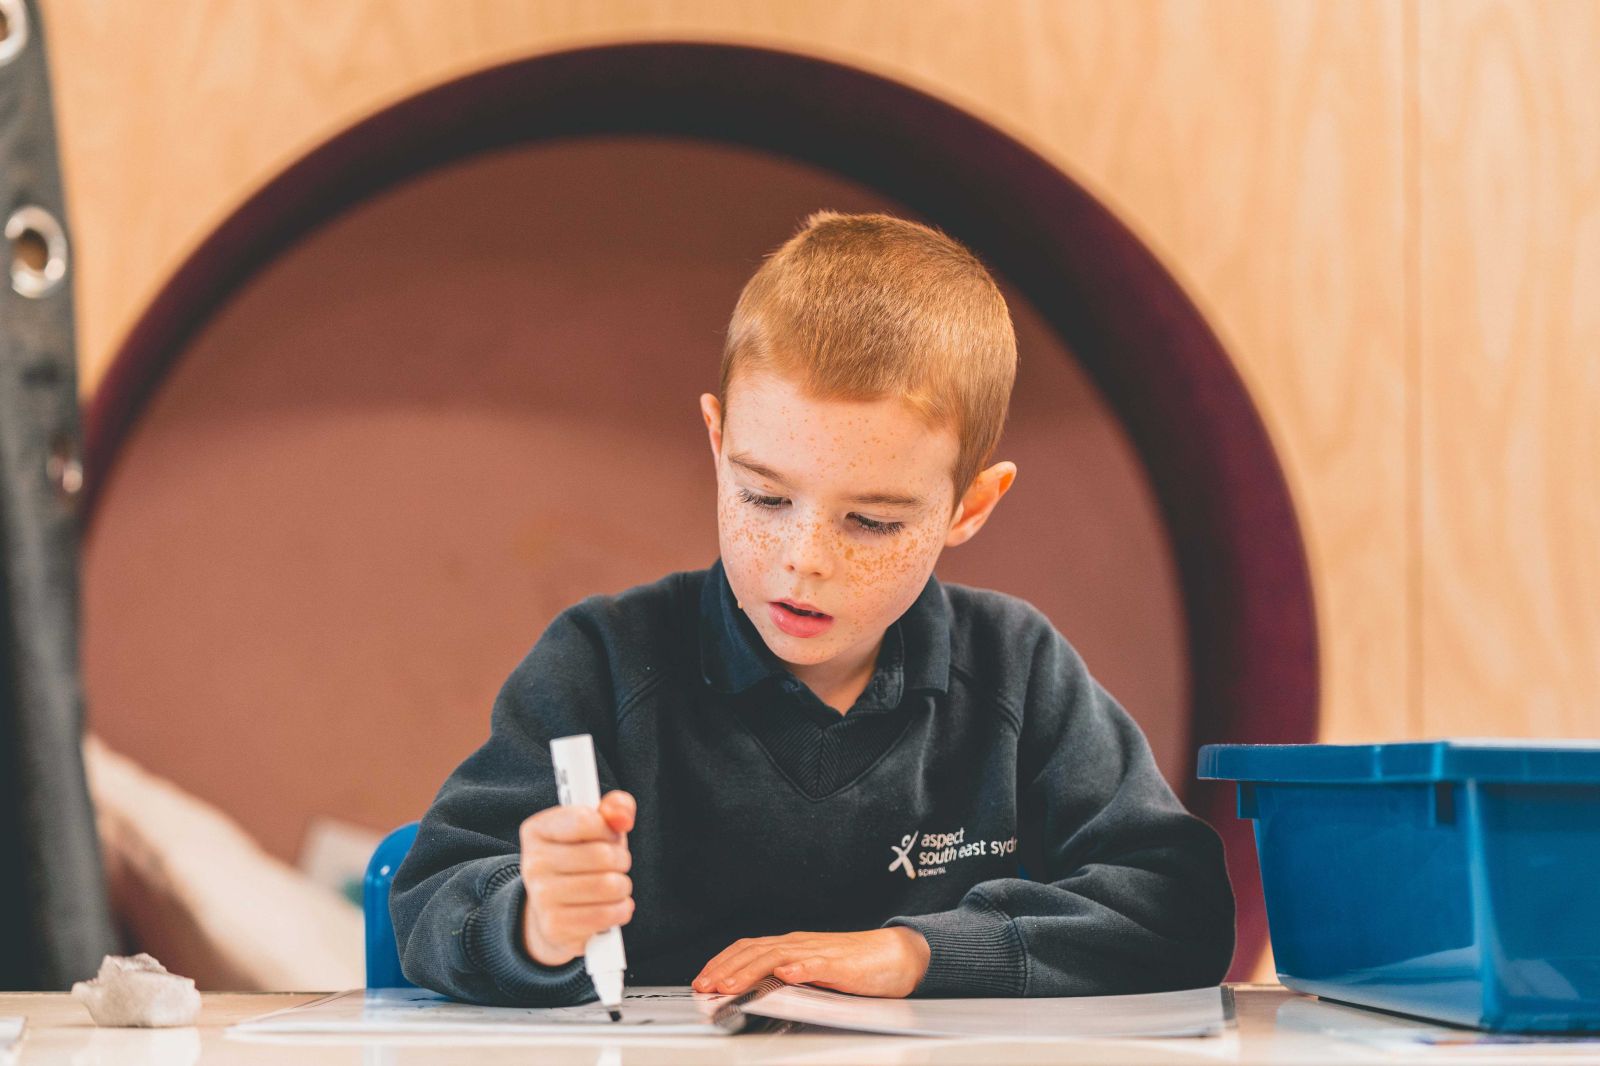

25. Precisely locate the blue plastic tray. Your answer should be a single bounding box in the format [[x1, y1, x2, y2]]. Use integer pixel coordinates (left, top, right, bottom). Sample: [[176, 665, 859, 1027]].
[[1199, 740, 1600, 1033]]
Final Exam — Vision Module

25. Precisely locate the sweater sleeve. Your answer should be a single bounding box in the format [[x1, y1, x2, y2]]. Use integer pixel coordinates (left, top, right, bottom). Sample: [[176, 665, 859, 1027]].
[[883, 623, 1236, 997], [388, 603, 625, 1006]]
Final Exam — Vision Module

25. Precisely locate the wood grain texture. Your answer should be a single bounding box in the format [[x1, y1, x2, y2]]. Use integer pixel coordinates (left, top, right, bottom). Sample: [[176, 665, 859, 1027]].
[[36, 0, 1410, 756], [1417, 0, 1600, 738]]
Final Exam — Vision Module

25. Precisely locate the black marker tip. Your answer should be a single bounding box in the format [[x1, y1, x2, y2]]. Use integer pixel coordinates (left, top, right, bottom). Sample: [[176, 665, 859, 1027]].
[[608, 1009, 623, 1023]]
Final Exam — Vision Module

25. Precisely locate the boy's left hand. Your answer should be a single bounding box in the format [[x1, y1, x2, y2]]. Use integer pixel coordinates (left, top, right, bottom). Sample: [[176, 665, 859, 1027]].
[[692, 927, 931, 998]]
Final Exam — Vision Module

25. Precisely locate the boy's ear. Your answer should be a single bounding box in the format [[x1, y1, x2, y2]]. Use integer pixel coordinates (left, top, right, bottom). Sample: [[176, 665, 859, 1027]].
[[699, 393, 723, 461], [945, 461, 1017, 548]]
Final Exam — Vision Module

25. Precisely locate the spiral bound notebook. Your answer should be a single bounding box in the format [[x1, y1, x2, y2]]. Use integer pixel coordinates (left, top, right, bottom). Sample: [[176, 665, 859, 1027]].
[[230, 980, 1232, 1041]]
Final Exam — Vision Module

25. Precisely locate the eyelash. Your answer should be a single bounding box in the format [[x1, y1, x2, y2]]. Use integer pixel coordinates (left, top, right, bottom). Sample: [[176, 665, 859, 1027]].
[[735, 487, 905, 536]]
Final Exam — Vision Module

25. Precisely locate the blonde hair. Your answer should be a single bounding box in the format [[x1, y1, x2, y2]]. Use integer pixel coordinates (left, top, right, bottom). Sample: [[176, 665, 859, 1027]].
[[719, 210, 1017, 512]]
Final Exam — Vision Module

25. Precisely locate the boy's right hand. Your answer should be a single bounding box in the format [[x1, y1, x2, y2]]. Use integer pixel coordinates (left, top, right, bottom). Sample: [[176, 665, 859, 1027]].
[[519, 789, 637, 968]]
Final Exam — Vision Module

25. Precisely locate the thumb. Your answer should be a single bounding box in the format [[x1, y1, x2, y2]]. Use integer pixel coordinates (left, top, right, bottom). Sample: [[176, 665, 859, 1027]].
[[599, 790, 636, 834]]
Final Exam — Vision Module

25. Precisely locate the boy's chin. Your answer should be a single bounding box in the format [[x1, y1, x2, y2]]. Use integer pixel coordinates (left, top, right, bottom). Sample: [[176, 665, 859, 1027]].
[[762, 630, 836, 662]]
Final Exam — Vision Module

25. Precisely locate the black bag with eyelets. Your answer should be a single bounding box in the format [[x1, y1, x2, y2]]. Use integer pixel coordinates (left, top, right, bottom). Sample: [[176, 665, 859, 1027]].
[[0, 0, 119, 990]]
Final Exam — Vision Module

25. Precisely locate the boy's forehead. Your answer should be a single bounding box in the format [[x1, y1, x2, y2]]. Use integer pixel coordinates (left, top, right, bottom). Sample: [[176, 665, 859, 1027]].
[[723, 375, 958, 497], [726, 371, 950, 443]]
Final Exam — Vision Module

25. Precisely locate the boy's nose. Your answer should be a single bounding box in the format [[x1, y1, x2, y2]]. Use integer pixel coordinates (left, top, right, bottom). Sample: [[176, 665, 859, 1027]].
[[782, 516, 835, 579]]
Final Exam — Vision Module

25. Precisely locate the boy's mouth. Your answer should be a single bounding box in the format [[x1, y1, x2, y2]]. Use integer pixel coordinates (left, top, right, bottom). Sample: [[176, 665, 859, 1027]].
[[774, 599, 829, 619], [769, 599, 835, 637], [764, 592, 832, 633]]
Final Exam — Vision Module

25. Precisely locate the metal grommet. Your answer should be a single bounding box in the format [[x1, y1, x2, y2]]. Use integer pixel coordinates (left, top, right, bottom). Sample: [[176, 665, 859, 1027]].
[[6, 205, 69, 299], [47, 432, 83, 504], [0, 0, 29, 69]]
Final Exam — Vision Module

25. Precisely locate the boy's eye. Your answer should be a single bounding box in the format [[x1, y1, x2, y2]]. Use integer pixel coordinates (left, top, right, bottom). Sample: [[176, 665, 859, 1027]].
[[734, 487, 904, 537], [736, 487, 785, 509], [852, 515, 903, 536]]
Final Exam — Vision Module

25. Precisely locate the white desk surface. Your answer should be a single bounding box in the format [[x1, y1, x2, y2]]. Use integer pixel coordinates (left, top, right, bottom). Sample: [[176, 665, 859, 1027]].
[[4, 984, 1597, 1064]]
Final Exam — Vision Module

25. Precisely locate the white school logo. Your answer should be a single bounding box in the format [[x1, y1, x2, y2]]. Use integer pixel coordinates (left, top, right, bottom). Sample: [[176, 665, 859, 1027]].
[[889, 826, 1017, 880], [887, 831, 919, 879]]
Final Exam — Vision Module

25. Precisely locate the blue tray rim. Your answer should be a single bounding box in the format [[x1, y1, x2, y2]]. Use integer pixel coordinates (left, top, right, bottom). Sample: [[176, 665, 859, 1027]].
[[1197, 740, 1600, 784]]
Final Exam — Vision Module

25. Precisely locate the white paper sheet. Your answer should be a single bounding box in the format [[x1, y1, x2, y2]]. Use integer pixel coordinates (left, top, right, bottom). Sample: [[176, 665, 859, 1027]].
[[231, 987, 728, 1037], [230, 982, 1233, 1042]]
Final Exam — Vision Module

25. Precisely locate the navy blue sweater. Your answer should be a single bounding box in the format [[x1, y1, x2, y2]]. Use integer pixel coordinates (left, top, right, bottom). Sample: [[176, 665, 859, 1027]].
[[390, 558, 1234, 1005]]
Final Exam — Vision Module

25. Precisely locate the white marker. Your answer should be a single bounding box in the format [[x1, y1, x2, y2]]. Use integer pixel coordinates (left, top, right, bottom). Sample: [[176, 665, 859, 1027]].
[[549, 733, 627, 1021]]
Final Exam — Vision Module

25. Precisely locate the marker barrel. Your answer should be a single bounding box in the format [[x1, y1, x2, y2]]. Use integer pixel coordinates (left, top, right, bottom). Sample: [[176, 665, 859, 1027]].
[[549, 734, 628, 1010]]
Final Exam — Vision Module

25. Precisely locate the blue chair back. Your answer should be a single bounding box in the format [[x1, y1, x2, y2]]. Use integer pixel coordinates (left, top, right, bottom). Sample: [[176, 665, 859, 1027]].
[[364, 821, 420, 988]]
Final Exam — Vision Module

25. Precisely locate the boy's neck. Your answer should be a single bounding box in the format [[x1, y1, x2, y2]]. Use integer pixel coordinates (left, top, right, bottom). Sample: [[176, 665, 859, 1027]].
[[789, 636, 883, 715]]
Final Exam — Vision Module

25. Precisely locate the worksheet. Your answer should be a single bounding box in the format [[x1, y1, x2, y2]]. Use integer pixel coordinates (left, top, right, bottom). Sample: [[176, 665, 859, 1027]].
[[230, 981, 1234, 1040], [233, 987, 728, 1036]]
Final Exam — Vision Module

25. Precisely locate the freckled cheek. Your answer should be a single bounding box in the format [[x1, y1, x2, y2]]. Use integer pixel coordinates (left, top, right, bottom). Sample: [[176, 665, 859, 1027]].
[[844, 529, 929, 596], [715, 495, 739, 534], [868, 524, 942, 590], [717, 496, 781, 569]]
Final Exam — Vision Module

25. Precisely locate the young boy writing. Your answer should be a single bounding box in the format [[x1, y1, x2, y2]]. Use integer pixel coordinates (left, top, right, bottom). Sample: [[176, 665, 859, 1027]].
[[390, 211, 1235, 1006]]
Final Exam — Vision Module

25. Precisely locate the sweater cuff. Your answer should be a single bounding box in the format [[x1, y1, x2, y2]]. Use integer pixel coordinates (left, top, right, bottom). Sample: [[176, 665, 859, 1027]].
[[465, 864, 596, 1005], [884, 901, 1026, 997]]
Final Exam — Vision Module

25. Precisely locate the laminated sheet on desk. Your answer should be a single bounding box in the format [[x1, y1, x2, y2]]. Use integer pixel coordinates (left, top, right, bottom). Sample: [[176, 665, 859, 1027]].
[[231, 987, 727, 1037], [1275, 997, 1600, 1057]]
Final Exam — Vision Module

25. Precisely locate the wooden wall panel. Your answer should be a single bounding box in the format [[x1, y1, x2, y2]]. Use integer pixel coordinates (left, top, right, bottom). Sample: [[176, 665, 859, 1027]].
[[38, 0, 1410, 749], [1417, 0, 1600, 738]]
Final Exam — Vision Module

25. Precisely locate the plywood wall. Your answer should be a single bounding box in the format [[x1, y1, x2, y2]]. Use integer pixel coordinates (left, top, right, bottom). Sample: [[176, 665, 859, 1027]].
[[34, 0, 1598, 751], [1415, 0, 1600, 738]]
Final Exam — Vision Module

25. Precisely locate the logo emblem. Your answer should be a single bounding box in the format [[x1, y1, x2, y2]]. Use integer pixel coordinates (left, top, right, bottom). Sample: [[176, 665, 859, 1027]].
[[887, 830, 918, 880]]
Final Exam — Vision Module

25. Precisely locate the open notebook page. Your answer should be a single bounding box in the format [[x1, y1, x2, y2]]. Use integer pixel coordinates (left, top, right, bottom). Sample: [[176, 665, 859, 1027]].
[[740, 979, 1232, 1039]]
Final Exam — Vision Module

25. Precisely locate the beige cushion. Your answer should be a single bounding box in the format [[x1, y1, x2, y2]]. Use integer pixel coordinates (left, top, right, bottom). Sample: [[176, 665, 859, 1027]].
[[84, 735, 362, 991]]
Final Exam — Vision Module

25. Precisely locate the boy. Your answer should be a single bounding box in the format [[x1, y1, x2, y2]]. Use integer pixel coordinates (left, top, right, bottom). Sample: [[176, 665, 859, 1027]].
[[390, 211, 1235, 1006]]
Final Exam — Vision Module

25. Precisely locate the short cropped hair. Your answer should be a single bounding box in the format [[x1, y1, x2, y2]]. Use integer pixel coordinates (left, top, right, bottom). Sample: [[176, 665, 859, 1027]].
[[719, 210, 1017, 511]]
